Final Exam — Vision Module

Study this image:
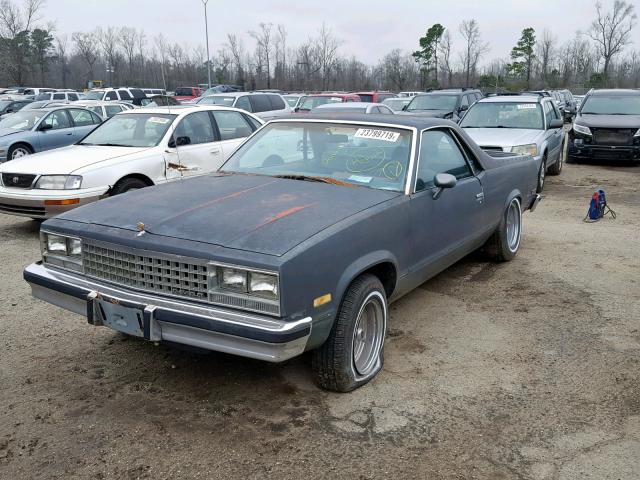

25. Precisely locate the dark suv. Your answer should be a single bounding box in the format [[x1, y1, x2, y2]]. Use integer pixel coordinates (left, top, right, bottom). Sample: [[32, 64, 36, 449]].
[[568, 89, 640, 162], [401, 88, 483, 122]]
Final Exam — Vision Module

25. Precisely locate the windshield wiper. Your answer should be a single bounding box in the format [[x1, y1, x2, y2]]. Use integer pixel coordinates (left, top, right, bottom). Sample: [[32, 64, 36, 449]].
[[274, 174, 355, 187]]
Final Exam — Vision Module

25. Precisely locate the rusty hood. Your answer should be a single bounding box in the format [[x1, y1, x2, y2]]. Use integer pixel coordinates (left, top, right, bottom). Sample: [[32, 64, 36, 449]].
[[57, 173, 401, 256]]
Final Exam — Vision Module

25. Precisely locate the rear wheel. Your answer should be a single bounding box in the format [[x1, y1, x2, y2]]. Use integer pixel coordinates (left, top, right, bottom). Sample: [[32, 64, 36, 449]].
[[110, 177, 149, 195], [483, 197, 522, 262], [8, 144, 33, 160], [312, 274, 387, 392]]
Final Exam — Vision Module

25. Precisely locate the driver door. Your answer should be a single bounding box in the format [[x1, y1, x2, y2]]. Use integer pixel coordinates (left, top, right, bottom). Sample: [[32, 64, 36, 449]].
[[165, 111, 220, 180], [409, 128, 485, 281]]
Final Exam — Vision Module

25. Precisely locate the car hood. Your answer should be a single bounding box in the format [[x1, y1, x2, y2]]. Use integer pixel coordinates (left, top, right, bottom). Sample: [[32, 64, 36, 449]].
[[399, 109, 451, 118], [58, 173, 401, 256], [574, 114, 640, 129], [463, 128, 543, 149], [0, 145, 151, 175]]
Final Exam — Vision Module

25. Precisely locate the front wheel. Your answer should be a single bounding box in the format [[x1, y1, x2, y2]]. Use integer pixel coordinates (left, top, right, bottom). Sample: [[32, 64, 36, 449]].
[[536, 155, 547, 193], [110, 177, 149, 195], [547, 136, 566, 176], [483, 197, 522, 262], [8, 144, 33, 160], [312, 274, 387, 392]]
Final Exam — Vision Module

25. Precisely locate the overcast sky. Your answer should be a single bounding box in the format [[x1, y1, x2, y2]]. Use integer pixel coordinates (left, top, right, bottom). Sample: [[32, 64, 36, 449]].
[[43, 0, 639, 65]]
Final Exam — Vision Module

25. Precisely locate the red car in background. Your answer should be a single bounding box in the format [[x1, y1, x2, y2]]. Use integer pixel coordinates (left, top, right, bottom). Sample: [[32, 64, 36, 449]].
[[173, 86, 203, 101], [353, 91, 396, 103], [295, 93, 361, 112]]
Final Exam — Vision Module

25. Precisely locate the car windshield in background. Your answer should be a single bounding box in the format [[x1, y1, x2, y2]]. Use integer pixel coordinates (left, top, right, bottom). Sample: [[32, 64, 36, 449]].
[[358, 94, 373, 102], [314, 107, 367, 113], [581, 95, 640, 115], [407, 95, 458, 112], [84, 91, 104, 100], [79, 113, 176, 147], [34, 93, 51, 101], [299, 96, 344, 110], [0, 100, 12, 109], [22, 101, 47, 110], [175, 88, 194, 96], [284, 96, 302, 107], [460, 102, 544, 129], [0, 111, 45, 130], [221, 122, 413, 192], [197, 96, 235, 106], [383, 99, 409, 111]]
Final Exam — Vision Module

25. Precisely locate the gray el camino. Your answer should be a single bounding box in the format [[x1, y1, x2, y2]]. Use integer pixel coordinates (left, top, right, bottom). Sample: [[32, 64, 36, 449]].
[[24, 115, 542, 392]]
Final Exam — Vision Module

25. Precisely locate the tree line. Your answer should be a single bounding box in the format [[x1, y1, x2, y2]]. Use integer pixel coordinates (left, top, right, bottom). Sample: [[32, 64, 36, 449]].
[[0, 0, 637, 93]]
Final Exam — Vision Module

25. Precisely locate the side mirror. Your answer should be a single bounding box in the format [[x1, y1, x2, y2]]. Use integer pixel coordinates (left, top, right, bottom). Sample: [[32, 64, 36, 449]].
[[168, 136, 191, 148], [432, 173, 457, 200], [294, 107, 300, 113], [548, 119, 563, 129], [39, 123, 53, 131], [459, 104, 469, 112]]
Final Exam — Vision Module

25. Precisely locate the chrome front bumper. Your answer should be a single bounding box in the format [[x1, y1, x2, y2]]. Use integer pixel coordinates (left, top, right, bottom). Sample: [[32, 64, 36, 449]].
[[24, 263, 312, 362], [0, 186, 107, 218]]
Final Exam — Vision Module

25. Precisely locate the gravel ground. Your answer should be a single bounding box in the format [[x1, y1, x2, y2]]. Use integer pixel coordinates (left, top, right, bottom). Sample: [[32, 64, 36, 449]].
[[0, 160, 639, 480]]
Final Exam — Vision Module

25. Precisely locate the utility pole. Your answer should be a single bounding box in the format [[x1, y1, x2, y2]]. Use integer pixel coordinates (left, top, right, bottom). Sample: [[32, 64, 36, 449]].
[[202, 0, 212, 89]]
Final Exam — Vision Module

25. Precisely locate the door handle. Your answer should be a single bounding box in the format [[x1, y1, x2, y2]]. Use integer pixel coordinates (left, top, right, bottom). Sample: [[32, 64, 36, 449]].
[[476, 192, 485, 203], [210, 148, 221, 155], [66, 132, 73, 135]]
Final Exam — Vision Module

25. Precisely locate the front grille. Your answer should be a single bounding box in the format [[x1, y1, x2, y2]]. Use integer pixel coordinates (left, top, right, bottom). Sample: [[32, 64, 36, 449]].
[[1, 173, 36, 189], [593, 129, 634, 146], [0, 203, 45, 216], [83, 243, 209, 302]]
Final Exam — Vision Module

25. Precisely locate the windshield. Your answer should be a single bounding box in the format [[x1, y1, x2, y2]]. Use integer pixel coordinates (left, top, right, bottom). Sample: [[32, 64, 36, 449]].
[[21, 101, 46, 110], [175, 88, 194, 96], [34, 93, 51, 101], [0, 100, 12, 109], [407, 95, 458, 112], [84, 91, 104, 100], [581, 95, 640, 115], [79, 113, 176, 147], [197, 96, 235, 106], [460, 102, 544, 129], [299, 96, 344, 110], [284, 95, 302, 107], [383, 99, 409, 111], [221, 122, 413, 192], [0, 111, 45, 130]]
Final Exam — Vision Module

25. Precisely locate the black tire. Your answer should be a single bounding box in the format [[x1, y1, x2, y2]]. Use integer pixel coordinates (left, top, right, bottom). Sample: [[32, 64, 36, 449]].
[[483, 197, 522, 262], [8, 143, 33, 160], [536, 155, 547, 193], [312, 274, 387, 392], [110, 177, 149, 195], [547, 136, 565, 176]]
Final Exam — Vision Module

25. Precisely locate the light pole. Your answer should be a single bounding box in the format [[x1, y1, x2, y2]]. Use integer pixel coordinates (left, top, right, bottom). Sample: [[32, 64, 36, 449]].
[[202, 0, 212, 89]]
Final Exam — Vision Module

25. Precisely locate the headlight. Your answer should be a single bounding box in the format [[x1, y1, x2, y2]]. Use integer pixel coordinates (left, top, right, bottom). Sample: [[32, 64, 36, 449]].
[[219, 267, 248, 292], [510, 144, 539, 156], [573, 123, 592, 136], [634, 129, 640, 137], [35, 175, 82, 190], [41, 231, 83, 271], [249, 272, 278, 300]]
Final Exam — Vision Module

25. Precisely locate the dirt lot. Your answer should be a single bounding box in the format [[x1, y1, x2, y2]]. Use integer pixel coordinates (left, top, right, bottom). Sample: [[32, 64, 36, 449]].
[[1, 160, 639, 480]]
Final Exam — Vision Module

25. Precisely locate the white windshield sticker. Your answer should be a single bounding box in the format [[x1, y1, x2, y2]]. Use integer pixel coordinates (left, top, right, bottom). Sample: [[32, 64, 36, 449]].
[[354, 128, 400, 142], [517, 104, 537, 109], [148, 117, 170, 124], [348, 175, 373, 183]]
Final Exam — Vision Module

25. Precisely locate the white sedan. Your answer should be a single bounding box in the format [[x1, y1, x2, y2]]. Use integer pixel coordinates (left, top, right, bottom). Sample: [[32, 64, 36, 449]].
[[0, 105, 263, 218]]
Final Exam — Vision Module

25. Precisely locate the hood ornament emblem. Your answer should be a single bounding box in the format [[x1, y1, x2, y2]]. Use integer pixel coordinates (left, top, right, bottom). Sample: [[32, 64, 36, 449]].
[[136, 222, 146, 236], [12, 176, 19, 184]]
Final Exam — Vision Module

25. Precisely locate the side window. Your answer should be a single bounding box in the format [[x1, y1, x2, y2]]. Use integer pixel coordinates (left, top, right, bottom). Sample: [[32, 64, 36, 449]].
[[105, 105, 123, 118], [250, 95, 272, 113], [370, 106, 381, 113], [41, 110, 72, 130], [543, 102, 555, 125], [118, 90, 132, 100], [212, 111, 254, 140], [235, 96, 252, 112], [53, 93, 65, 100], [267, 95, 286, 110], [90, 106, 102, 116], [379, 106, 393, 114], [173, 111, 216, 145], [416, 129, 473, 191], [243, 114, 261, 130], [68, 109, 97, 127], [460, 95, 469, 109], [105, 91, 117, 101], [68, 93, 78, 101]]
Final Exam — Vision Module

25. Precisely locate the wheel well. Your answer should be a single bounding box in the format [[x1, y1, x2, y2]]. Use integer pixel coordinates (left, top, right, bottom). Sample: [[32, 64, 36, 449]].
[[113, 174, 154, 189], [361, 262, 397, 298], [9, 142, 33, 153]]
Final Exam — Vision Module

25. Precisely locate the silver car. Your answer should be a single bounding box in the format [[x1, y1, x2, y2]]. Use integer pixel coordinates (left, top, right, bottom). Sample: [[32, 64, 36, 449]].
[[460, 94, 565, 192], [311, 102, 394, 114]]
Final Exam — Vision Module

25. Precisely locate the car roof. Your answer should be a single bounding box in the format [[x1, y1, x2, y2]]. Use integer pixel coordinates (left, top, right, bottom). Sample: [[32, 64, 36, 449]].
[[131, 105, 250, 115], [273, 113, 452, 129], [315, 102, 385, 109], [306, 93, 358, 97], [590, 89, 640, 96], [479, 95, 542, 103]]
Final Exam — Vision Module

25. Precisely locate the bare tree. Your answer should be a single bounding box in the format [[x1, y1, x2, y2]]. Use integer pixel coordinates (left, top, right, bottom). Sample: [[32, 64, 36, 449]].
[[97, 27, 120, 86], [55, 34, 69, 87], [119, 27, 138, 84], [249, 23, 274, 88], [317, 23, 341, 90], [438, 30, 453, 87], [536, 29, 556, 83], [587, 0, 637, 80], [458, 19, 489, 87], [226, 33, 246, 86], [72, 30, 100, 83], [0, 0, 45, 36]]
